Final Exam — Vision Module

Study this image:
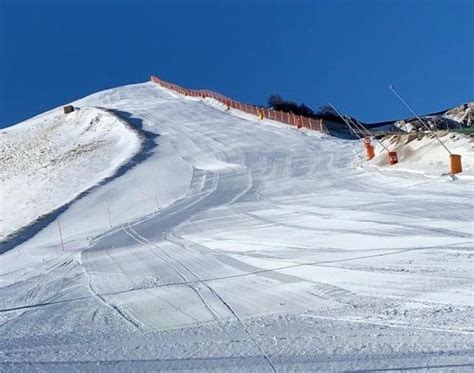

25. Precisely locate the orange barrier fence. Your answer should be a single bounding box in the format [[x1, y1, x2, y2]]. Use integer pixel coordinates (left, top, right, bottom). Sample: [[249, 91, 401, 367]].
[[150, 76, 326, 133]]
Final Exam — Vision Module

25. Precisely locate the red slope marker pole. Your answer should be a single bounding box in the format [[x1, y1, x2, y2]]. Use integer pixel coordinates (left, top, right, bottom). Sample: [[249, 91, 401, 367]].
[[57, 219, 65, 252]]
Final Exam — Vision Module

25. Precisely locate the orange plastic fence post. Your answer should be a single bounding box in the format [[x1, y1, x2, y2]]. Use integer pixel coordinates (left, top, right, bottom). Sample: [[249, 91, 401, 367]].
[[296, 115, 302, 129], [449, 154, 462, 175]]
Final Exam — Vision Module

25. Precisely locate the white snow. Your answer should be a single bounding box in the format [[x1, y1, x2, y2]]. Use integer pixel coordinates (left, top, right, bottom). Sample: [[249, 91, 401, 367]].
[[0, 107, 141, 240], [368, 132, 474, 178], [1, 82, 473, 371]]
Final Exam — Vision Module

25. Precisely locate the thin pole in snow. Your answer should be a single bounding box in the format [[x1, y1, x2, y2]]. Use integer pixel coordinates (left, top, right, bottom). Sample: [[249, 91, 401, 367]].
[[329, 103, 361, 138], [389, 84, 452, 155], [350, 117, 391, 152], [57, 219, 65, 252], [107, 207, 112, 228], [154, 194, 160, 211], [330, 103, 389, 152]]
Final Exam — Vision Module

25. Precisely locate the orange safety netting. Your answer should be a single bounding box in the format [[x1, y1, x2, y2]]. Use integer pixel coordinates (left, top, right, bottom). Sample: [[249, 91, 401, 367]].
[[150, 76, 325, 133]]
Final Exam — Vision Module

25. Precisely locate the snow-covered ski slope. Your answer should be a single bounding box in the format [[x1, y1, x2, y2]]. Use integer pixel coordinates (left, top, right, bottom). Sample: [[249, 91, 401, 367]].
[[1, 106, 142, 243], [1, 82, 473, 372]]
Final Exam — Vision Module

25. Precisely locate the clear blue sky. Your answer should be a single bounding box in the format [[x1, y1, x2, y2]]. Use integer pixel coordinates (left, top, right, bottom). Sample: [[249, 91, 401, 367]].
[[1, 0, 472, 128]]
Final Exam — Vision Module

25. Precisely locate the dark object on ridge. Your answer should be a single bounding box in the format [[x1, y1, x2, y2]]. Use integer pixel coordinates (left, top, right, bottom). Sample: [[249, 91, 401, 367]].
[[267, 95, 348, 125], [267, 94, 316, 118]]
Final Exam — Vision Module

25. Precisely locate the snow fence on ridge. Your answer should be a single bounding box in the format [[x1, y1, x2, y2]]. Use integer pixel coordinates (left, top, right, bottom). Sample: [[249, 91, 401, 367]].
[[150, 75, 327, 133]]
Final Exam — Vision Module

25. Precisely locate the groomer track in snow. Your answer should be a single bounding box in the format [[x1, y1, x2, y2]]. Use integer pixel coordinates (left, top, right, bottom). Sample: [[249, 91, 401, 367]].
[[1, 81, 473, 371]]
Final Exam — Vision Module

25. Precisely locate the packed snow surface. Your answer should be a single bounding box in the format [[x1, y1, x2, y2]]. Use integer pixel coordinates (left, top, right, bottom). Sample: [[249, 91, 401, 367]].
[[1, 82, 473, 372]]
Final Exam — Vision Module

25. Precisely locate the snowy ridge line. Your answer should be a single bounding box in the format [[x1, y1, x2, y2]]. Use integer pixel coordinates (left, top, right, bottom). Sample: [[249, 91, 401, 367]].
[[0, 108, 150, 254], [150, 75, 326, 133]]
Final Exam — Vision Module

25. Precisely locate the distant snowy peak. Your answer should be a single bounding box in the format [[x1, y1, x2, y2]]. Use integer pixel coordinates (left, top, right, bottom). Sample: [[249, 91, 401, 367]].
[[394, 116, 463, 133], [394, 101, 473, 132], [443, 102, 473, 127]]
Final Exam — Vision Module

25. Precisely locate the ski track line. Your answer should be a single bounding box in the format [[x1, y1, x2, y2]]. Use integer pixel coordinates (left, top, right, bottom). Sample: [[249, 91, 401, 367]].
[[128, 224, 279, 373], [23, 255, 75, 308], [1, 240, 471, 316], [88, 164, 213, 245], [0, 255, 77, 329], [121, 222, 226, 328], [80, 248, 144, 332], [124, 222, 229, 329], [106, 239, 473, 291]]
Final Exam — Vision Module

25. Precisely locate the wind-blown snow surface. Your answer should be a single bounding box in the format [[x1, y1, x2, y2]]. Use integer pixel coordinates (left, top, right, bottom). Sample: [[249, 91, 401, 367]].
[[369, 132, 474, 178], [1, 82, 473, 372], [0, 107, 141, 240]]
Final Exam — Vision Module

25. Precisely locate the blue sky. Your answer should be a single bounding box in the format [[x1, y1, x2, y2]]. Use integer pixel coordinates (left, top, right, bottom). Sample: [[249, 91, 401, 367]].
[[1, 0, 472, 128]]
